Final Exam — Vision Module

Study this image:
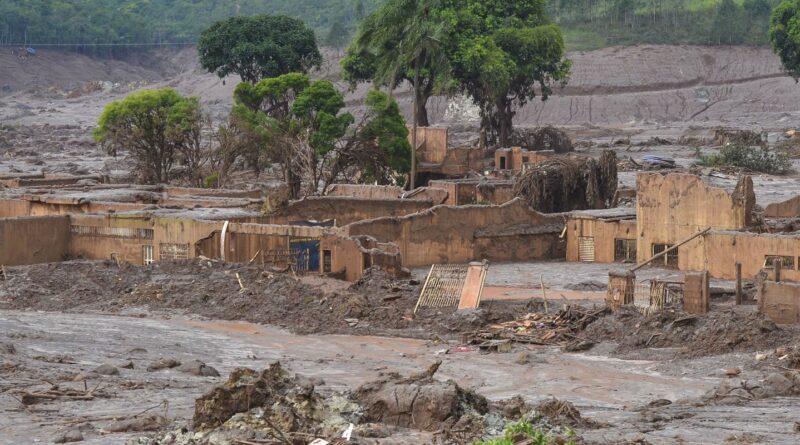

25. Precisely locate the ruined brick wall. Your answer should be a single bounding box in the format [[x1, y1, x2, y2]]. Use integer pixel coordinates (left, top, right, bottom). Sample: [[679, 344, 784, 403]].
[[411, 127, 448, 164], [267, 196, 433, 226], [0, 199, 31, 217], [759, 280, 800, 324], [68, 214, 222, 265], [701, 231, 800, 282], [327, 184, 405, 199], [0, 216, 70, 266], [764, 195, 800, 218], [342, 198, 565, 267], [636, 173, 753, 270]]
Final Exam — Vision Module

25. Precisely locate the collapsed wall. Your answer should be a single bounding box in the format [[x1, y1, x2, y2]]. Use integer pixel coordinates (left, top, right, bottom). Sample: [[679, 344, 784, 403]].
[[339, 198, 565, 268]]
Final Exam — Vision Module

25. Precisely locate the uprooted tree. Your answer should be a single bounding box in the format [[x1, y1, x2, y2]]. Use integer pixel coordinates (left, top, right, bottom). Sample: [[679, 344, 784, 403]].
[[232, 73, 411, 198], [513, 151, 617, 213], [198, 15, 322, 83], [94, 88, 204, 184]]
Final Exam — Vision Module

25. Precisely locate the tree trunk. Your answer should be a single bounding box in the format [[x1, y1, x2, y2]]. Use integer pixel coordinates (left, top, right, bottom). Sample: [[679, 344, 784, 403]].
[[415, 80, 432, 127], [410, 61, 420, 190], [495, 96, 514, 147]]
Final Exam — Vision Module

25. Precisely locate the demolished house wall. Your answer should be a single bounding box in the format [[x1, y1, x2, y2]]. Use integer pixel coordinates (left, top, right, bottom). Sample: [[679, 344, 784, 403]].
[[320, 234, 403, 281], [566, 218, 637, 263], [68, 214, 221, 264], [636, 173, 754, 270], [342, 198, 565, 267], [0, 216, 69, 266], [197, 223, 326, 264], [700, 232, 800, 282], [411, 127, 449, 164], [758, 280, 800, 324], [266, 196, 434, 226], [765, 195, 800, 218], [428, 180, 515, 206]]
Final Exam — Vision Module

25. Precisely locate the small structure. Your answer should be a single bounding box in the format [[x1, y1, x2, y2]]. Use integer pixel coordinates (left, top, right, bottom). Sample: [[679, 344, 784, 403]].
[[566, 208, 637, 263], [494, 147, 554, 171]]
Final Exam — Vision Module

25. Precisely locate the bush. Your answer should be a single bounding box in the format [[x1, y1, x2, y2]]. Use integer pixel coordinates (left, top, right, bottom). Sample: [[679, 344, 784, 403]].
[[699, 143, 791, 174], [471, 420, 576, 445]]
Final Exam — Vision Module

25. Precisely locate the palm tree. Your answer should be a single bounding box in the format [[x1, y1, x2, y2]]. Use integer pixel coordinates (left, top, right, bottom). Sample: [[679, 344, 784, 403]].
[[349, 0, 450, 189]]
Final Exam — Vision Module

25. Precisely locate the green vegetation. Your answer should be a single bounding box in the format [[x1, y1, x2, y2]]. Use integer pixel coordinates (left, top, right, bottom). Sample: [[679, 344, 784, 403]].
[[553, 0, 777, 50], [198, 15, 322, 82], [698, 143, 791, 174], [0, 0, 780, 56], [232, 73, 411, 196], [440, 0, 571, 146], [94, 88, 202, 183], [770, 0, 800, 79], [471, 420, 577, 445], [0, 0, 380, 55], [343, 0, 450, 127]]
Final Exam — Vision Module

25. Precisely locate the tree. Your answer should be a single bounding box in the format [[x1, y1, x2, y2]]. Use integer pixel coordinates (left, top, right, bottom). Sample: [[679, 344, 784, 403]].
[[438, 0, 571, 146], [232, 73, 410, 196], [342, 0, 448, 128], [711, 0, 743, 45], [324, 20, 351, 49], [770, 0, 800, 80], [197, 14, 322, 83], [343, 0, 450, 188], [94, 88, 202, 184]]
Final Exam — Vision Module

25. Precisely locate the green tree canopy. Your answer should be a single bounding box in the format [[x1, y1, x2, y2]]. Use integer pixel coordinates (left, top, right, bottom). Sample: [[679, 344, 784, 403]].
[[94, 88, 202, 184], [770, 0, 800, 80], [438, 0, 571, 145], [342, 0, 449, 127], [198, 15, 322, 83], [232, 73, 410, 195]]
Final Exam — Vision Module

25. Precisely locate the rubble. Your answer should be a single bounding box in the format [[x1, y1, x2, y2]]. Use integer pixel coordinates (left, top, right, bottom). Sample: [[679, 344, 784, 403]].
[[464, 305, 609, 349], [513, 151, 617, 212]]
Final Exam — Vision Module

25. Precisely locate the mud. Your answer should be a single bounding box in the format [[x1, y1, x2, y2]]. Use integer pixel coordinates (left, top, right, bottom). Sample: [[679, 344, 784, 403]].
[[0, 260, 529, 339], [582, 306, 797, 359]]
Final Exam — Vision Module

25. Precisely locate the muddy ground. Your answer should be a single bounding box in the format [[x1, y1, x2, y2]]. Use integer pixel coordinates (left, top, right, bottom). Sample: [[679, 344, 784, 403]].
[[2, 261, 800, 443]]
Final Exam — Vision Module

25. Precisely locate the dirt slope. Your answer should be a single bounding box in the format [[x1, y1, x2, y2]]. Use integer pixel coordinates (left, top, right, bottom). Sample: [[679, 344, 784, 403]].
[[1, 44, 799, 132]]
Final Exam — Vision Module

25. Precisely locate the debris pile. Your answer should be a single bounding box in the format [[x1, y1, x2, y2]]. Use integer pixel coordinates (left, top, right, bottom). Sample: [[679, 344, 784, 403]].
[[1, 261, 529, 339], [510, 126, 574, 153], [534, 397, 603, 429], [464, 305, 608, 349], [583, 307, 789, 358], [136, 361, 565, 445], [705, 371, 800, 404], [513, 151, 617, 212]]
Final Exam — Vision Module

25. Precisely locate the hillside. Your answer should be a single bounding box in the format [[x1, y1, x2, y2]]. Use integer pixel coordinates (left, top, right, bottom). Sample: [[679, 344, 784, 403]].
[[0, 0, 781, 53], [2, 45, 799, 134]]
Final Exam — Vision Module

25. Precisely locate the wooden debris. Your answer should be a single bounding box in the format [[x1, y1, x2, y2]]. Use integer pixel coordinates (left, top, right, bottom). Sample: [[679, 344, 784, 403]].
[[464, 305, 608, 348], [14, 383, 109, 405]]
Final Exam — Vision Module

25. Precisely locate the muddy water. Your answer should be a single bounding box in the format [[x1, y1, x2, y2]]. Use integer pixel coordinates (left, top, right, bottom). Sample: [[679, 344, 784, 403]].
[[0, 310, 797, 444]]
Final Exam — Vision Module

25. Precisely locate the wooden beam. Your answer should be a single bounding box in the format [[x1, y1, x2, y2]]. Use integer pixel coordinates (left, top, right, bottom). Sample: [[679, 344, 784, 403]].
[[631, 227, 711, 272]]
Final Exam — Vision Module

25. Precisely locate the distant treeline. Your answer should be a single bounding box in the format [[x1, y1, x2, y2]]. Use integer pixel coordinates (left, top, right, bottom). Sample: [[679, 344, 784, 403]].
[[550, 0, 778, 49], [0, 0, 780, 56], [0, 0, 377, 56]]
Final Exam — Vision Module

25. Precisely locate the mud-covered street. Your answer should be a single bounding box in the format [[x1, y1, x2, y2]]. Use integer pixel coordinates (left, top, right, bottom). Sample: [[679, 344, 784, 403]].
[[3, 309, 797, 445]]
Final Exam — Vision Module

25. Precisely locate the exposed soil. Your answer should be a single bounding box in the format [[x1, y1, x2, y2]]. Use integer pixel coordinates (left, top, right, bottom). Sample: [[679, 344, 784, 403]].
[[0, 260, 530, 339], [581, 305, 797, 359]]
